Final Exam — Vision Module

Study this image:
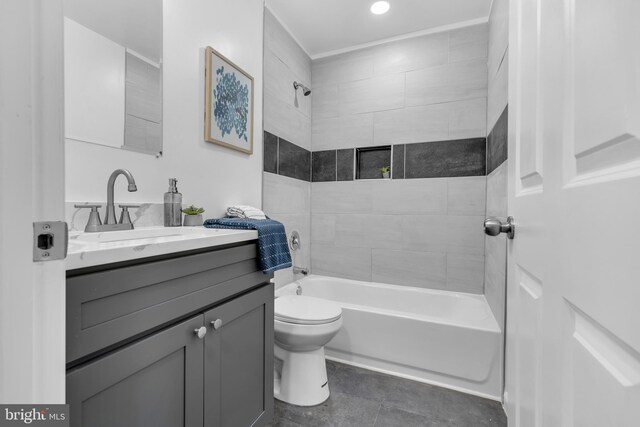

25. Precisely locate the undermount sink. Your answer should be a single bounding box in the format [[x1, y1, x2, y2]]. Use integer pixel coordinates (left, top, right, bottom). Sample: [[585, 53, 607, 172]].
[[71, 226, 210, 243]]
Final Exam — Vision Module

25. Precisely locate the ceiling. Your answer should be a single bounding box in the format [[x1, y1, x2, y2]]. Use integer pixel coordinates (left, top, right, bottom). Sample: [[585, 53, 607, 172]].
[[64, 0, 162, 62], [266, 0, 492, 59]]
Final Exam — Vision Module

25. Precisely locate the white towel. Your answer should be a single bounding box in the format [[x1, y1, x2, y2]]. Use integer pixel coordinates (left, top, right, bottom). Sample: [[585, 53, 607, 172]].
[[226, 205, 267, 220]]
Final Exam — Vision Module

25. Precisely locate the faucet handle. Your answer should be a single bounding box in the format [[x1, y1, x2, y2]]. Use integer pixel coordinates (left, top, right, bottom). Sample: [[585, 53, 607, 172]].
[[74, 204, 103, 232], [118, 204, 140, 225]]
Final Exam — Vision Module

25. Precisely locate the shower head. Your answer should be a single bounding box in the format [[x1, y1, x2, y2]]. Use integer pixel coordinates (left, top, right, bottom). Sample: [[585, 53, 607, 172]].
[[293, 81, 311, 96]]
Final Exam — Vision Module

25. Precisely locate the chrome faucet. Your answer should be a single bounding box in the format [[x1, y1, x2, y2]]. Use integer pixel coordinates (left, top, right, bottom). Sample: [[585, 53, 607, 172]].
[[105, 169, 137, 224], [74, 168, 139, 232], [293, 266, 309, 275]]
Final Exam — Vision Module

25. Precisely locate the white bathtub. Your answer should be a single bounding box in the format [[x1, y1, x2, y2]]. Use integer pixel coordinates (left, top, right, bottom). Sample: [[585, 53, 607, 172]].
[[276, 275, 502, 400]]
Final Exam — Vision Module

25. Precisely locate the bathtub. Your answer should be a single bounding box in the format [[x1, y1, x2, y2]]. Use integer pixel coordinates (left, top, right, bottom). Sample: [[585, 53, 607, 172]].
[[276, 275, 502, 400]]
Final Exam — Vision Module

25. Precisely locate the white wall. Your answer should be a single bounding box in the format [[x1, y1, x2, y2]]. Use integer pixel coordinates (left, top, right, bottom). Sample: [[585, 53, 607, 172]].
[[65, 0, 264, 219]]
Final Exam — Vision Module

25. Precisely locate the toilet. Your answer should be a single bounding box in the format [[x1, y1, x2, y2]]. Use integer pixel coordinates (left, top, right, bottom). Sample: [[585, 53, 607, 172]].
[[273, 294, 343, 406]]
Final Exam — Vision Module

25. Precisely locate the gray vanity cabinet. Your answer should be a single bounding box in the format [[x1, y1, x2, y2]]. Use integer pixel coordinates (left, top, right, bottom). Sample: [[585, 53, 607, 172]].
[[67, 315, 205, 427], [66, 242, 274, 427], [204, 284, 274, 427]]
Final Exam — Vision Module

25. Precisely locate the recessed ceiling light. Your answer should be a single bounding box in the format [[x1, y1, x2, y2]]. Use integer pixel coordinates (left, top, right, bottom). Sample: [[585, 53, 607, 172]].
[[370, 1, 390, 15]]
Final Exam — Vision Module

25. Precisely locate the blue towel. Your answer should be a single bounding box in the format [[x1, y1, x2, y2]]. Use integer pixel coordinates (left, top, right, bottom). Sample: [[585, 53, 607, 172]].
[[203, 217, 292, 273]]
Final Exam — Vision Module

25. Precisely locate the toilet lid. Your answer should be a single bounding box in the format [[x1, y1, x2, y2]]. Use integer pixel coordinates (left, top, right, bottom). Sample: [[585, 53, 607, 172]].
[[275, 295, 342, 325]]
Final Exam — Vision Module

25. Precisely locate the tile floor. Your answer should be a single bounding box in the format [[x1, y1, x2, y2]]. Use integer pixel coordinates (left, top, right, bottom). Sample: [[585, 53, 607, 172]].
[[269, 360, 507, 427]]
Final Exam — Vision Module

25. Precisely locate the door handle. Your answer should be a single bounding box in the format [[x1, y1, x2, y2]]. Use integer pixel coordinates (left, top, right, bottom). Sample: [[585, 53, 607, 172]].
[[484, 216, 515, 239]]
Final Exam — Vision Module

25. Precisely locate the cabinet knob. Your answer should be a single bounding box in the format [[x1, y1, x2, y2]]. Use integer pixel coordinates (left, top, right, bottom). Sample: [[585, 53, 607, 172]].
[[194, 326, 207, 339], [211, 319, 223, 330]]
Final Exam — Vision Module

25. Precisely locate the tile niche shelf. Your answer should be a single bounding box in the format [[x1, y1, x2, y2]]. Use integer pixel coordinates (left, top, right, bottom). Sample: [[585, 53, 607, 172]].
[[355, 145, 391, 180]]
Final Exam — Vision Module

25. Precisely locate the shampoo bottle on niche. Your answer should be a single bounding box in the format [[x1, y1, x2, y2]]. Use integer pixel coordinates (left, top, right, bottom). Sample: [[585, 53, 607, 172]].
[[164, 178, 182, 227]]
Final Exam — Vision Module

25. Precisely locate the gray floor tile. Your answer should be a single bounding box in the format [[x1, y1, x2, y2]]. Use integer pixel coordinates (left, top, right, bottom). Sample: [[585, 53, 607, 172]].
[[271, 361, 506, 427], [274, 391, 380, 427], [266, 417, 304, 427], [373, 405, 445, 427]]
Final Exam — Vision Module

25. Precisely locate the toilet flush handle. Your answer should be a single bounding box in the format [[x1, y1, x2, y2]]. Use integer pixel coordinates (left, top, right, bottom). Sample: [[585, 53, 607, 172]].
[[211, 319, 223, 330]]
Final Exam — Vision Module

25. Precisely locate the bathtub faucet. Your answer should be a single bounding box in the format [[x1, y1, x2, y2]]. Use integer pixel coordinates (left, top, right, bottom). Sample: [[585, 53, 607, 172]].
[[293, 266, 309, 276]]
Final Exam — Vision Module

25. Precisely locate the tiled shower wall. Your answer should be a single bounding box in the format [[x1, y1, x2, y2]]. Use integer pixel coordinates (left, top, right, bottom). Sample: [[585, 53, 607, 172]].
[[309, 24, 490, 293], [262, 9, 312, 287], [484, 0, 509, 331]]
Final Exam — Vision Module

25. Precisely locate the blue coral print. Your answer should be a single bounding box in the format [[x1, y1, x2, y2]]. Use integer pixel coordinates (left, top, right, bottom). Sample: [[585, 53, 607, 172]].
[[214, 66, 249, 142]]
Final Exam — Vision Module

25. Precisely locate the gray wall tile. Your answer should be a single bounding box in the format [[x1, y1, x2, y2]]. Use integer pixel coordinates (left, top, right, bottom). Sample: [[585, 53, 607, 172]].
[[263, 9, 312, 292], [449, 23, 489, 63], [484, 162, 508, 329], [372, 249, 447, 289], [488, 0, 509, 82], [405, 138, 486, 178], [312, 114, 374, 151], [448, 98, 487, 139], [312, 150, 337, 182], [263, 131, 278, 174], [446, 216, 486, 255], [339, 73, 405, 115], [302, 23, 490, 294], [337, 149, 354, 181], [487, 50, 508, 132], [484, 0, 509, 330], [263, 172, 310, 215], [279, 138, 311, 182], [405, 59, 487, 106], [446, 253, 485, 293], [311, 181, 373, 214], [371, 179, 447, 215], [373, 104, 449, 145], [447, 177, 487, 216], [312, 49, 374, 87], [311, 243, 372, 281], [264, 91, 312, 150], [373, 32, 449, 76], [392, 145, 405, 179]]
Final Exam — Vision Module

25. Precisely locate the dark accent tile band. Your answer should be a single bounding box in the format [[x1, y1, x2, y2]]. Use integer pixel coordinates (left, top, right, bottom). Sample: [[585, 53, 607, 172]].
[[487, 106, 508, 174], [392, 144, 405, 179], [337, 149, 355, 181], [405, 138, 486, 178], [312, 150, 337, 182], [277, 137, 311, 182], [263, 131, 278, 174]]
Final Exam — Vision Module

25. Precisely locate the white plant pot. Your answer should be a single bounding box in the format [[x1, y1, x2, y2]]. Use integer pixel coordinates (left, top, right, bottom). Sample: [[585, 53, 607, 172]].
[[382, 172, 390, 179]]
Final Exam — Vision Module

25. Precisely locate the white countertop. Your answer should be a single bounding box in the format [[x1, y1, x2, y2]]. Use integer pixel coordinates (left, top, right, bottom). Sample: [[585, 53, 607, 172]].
[[66, 226, 258, 270]]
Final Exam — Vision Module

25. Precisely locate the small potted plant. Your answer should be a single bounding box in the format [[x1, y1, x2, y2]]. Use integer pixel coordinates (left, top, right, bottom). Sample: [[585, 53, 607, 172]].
[[380, 166, 390, 179], [181, 205, 205, 226]]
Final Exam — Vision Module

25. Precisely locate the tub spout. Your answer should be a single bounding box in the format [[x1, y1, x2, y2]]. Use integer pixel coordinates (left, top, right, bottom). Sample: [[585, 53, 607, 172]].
[[293, 266, 309, 275]]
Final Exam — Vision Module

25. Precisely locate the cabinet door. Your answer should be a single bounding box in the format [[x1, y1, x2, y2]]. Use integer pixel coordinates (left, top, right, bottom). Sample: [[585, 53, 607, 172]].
[[67, 315, 204, 427], [204, 284, 274, 427]]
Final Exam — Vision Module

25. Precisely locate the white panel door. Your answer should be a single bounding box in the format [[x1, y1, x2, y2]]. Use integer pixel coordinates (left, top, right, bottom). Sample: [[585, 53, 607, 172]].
[[505, 0, 640, 426], [0, 0, 66, 403]]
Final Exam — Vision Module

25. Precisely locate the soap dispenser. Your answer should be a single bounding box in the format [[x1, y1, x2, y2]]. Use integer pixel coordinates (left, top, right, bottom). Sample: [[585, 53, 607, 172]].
[[164, 178, 182, 227]]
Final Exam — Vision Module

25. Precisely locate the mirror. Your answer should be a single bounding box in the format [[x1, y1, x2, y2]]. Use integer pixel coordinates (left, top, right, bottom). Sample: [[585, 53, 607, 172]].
[[63, 0, 163, 156]]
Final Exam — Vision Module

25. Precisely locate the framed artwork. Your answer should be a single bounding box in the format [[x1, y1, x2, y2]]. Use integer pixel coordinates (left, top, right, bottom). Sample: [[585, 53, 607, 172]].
[[204, 46, 254, 154]]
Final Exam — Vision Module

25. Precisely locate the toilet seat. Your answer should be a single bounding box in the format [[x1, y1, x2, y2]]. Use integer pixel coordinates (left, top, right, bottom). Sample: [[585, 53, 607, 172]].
[[275, 295, 342, 325]]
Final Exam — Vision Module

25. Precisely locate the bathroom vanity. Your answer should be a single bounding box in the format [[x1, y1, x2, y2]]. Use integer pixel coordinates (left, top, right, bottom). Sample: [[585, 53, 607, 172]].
[[65, 228, 273, 427]]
